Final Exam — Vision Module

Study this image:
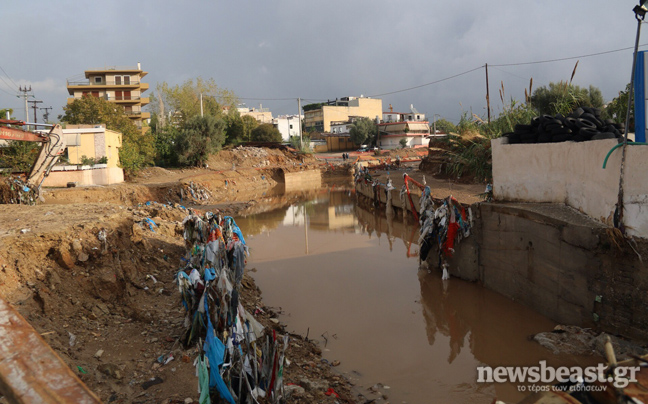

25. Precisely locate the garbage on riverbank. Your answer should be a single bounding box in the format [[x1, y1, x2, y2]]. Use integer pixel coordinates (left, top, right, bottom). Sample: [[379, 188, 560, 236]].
[[178, 211, 287, 403], [0, 176, 37, 205]]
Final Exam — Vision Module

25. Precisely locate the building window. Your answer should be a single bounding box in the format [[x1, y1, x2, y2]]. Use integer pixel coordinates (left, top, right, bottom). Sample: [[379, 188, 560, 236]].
[[115, 76, 122, 85], [124, 75, 131, 85], [289, 124, 293, 129], [94, 77, 102, 84]]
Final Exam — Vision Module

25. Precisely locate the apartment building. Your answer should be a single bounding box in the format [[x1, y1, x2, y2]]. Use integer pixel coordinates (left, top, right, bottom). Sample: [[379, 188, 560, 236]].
[[66, 64, 150, 133], [303, 96, 382, 133], [377, 105, 430, 149]]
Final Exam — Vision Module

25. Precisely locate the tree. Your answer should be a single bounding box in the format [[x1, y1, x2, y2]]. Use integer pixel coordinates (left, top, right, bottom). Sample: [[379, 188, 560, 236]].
[[531, 81, 604, 116], [349, 117, 377, 145], [0, 141, 40, 171], [433, 118, 456, 134], [604, 83, 632, 126], [176, 115, 225, 166], [154, 124, 181, 167], [250, 123, 282, 142], [0, 108, 14, 119], [60, 95, 155, 175], [155, 78, 238, 126], [224, 112, 259, 145]]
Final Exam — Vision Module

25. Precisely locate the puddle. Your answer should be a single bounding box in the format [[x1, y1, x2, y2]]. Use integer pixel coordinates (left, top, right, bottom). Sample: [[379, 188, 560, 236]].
[[235, 190, 599, 403]]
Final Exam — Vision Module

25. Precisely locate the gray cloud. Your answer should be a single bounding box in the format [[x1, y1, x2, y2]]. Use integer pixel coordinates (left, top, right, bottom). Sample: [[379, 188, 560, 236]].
[[0, 0, 640, 124]]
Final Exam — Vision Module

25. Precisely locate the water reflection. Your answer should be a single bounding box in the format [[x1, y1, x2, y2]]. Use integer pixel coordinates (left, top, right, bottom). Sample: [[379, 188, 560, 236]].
[[237, 190, 598, 403]]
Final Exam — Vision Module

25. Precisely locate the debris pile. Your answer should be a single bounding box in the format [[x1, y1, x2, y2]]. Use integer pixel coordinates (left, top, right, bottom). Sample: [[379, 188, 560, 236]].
[[0, 176, 37, 205], [234, 146, 269, 159], [504, 107, 625, 144], [181, 181, 212, 203], [178, 211, 288, 403]]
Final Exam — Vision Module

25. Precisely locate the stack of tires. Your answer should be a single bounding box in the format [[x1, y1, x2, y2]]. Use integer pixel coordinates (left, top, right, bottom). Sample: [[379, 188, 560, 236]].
[[504, 107, 625, 144]]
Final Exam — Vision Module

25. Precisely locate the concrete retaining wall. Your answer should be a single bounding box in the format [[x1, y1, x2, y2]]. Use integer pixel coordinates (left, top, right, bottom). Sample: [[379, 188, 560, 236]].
[[43, 167, 124, 187], [282, 169, 323, 192], [491, 137, 648, 238], [438, 202, 648, 342]]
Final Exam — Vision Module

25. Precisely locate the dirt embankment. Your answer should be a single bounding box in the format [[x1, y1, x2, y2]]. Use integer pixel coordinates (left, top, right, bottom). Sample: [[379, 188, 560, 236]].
[[39, 146, 324, 208], [0, 202, 358, 403]]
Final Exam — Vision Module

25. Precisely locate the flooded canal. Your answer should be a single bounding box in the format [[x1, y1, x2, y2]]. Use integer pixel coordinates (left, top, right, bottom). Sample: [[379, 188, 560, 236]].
[[235, 189, 598, 403]]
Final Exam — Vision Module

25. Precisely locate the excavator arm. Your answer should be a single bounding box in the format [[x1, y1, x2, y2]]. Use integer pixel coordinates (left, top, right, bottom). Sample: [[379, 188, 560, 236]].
[[0, 120, 66, 192]]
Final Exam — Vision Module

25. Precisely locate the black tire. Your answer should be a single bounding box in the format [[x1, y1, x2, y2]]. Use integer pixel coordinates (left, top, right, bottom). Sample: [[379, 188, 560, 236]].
[[531, 116, 541, 127], [591, 132, 616, 140], [578, 128, 598, 140], [581, 113, 603, 128], [570, 107, 585, 118], [604, 119, 616, 125], [514, 124, 534, 132], [551, 127, 572, 136], [591, 107, 602, 117], [520, 133, 537, 142], [564, 117, 578, 129], [545, 123, 564, 132], [572, 134, 587, 142], [576, 118, 597, 130], [537, 133, 552, 143], [552, 133, 573, 142]]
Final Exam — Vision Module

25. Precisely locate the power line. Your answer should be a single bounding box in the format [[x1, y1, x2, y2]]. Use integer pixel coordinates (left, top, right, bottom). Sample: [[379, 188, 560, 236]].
[[0, 84, 17, 97], [366, 65, 485, 97], [490, 43, 648, 67], [0, 65, 19, 90], [490, 66, 531, 82]]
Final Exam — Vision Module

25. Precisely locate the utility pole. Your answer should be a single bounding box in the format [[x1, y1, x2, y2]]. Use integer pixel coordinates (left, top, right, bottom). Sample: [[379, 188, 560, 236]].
[[485, 63, 491, 124], [297, 97, 303, 149], [18, 85, 32, 124], [200, 93, 204, 117], [40, 106, 53, 123], [29, 100, 43, 126]]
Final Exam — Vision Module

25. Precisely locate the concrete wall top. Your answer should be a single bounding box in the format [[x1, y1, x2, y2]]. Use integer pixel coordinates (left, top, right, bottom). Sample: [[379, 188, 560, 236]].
[[491, 137, 648, 238]]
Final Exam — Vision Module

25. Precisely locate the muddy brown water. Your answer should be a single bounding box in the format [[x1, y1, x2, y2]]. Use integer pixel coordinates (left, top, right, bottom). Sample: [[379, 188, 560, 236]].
[[234, 190, 599, 403]]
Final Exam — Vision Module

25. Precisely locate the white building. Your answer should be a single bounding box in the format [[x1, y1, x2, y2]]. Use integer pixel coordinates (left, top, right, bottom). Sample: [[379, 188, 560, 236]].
[[376, 104, 429, 149], [273, 115, 302, 142]]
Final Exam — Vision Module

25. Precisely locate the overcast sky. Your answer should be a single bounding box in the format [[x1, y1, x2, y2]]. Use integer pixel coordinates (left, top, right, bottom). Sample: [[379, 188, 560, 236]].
[[0, 1, 642, 125]]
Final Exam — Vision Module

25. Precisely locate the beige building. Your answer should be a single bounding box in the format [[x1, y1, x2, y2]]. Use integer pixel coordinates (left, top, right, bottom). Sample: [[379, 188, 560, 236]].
[[62, 124, 122, 168], [43, 124, 124, 187], [237, 105, 273, 124], [66, 64, 150, 133], [304, 97, 382, 133]]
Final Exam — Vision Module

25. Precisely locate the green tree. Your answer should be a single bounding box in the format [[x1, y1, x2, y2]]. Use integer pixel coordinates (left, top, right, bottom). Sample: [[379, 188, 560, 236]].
[[60, 95, 155, 175], [154, 124, 181, 166], [176, 115, 225, 166], [603, 83, 632, 126], [250, 123, 282, 142], [531, 81, 604, 116], [349, 117, 377, 145], [224, 111, 260, 145], [155, 78, 238, 126], [399, 138, 408, 148], [432, 118, 456, 134], [0, 108, 14, 120], [0, 141, 40, 171]]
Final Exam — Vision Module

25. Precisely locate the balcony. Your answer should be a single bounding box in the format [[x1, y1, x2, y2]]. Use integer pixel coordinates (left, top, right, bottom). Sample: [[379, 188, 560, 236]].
[[67, 80, 143, 88], [124, 111, 150, 119], [67, 95, 150, 105]]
